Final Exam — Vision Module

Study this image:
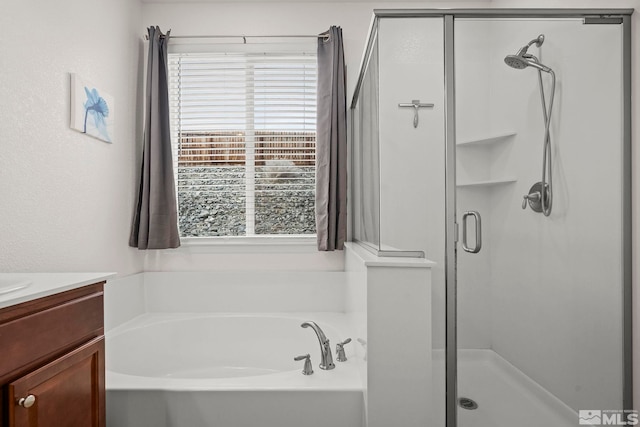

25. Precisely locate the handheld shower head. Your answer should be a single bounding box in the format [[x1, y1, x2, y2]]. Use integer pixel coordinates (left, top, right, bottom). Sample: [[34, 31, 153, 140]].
[[504, 54, 529, 70], [504, 54, 552, 73], [504, 34, 552, 73]]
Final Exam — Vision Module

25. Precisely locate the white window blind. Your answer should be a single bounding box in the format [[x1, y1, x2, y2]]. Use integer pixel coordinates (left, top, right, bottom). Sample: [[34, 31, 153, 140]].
[[168, 51, 317, 237]]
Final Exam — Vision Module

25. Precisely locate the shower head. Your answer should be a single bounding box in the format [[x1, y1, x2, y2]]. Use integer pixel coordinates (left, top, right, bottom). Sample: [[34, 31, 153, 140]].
[[504, 34, 552, 73], [504, 54, 529, 70], [504, 54, 552, 73]]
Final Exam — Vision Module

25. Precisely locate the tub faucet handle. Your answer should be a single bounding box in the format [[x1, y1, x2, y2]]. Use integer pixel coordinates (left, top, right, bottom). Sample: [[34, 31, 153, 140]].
[[336, 338, 351, 362], [294, 354, 313, 375]]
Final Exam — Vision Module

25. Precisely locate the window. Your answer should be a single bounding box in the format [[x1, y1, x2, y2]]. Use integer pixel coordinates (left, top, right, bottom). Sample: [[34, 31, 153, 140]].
[[168, 51, 317, 237]]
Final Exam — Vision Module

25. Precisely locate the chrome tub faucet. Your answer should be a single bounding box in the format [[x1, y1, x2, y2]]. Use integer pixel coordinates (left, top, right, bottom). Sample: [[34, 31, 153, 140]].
[[301, 321, 335, 370]]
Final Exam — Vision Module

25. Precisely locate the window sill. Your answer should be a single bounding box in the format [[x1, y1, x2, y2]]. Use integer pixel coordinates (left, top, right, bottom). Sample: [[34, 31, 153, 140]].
[[172, 235, 318, 254]]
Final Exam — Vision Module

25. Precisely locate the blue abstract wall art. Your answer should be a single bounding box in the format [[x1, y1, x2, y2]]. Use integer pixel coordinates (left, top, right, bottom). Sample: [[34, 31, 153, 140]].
[[70, 73, 114, 143]]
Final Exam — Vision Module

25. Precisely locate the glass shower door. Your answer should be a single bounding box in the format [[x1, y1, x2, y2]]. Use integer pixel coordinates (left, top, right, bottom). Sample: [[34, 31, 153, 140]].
[[351, 17, 448, 423], [454, 16, 627, 427]]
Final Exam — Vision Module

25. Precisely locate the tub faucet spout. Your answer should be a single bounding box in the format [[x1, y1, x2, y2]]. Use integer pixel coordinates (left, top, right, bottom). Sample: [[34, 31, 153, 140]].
[[301, 321, 335, 370]]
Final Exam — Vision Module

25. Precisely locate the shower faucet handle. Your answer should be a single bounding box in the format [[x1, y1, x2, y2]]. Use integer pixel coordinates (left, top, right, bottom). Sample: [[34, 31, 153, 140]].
[[522, 191, 541, 209], [336, 338, 352, 362], [522, 182, 547, 213], [294, 354, 314, 375]]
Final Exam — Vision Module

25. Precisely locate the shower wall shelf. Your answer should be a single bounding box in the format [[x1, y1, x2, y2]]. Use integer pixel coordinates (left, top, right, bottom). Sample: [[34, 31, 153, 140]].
[[456, 131, 517, 188], [456, 132, 517, 147], [456, 177, 517, 188]]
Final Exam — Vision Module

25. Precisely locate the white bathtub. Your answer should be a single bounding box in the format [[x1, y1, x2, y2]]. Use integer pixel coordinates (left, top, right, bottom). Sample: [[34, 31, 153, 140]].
[[106, 312, 364, 427]]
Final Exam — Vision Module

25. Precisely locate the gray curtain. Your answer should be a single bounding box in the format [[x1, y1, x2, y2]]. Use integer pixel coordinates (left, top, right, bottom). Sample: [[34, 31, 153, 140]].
[[129, 26, 180, 249], [316, 26, 347, 251]]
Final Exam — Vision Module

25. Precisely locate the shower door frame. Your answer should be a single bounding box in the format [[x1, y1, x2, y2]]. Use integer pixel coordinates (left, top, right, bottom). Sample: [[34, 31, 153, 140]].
[[352, 8, 633, 427]]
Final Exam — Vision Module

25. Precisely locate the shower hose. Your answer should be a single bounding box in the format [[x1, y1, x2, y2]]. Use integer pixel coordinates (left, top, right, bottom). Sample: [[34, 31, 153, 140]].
[[537, 68, 555, 216]]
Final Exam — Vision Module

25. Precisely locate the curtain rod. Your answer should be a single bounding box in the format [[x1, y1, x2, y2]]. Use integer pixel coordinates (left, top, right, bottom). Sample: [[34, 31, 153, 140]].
[[145, 34, 329, 42]]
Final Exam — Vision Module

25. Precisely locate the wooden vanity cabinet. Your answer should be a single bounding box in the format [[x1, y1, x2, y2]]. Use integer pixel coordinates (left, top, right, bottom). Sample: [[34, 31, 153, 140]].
[[0, 282, 106, 427]]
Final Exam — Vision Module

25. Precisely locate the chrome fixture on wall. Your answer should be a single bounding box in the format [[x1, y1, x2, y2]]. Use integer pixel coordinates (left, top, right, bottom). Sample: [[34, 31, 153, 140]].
[[522, 182, 550, 213], [505, 34, 556, 216]]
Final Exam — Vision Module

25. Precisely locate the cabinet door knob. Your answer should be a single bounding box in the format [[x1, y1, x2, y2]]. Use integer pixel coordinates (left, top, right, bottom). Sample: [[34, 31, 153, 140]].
[[18, 394, 36, 408]]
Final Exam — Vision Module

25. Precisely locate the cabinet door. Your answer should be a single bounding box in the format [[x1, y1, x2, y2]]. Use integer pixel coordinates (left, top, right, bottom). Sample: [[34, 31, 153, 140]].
[[8, 337, 104, 427]]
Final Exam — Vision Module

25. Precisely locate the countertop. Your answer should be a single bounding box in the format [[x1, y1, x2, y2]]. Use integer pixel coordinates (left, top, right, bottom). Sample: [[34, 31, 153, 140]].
[[0, 272, 116, 310]]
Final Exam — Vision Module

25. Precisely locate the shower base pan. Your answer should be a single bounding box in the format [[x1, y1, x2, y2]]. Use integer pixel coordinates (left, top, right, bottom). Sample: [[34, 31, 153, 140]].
[[433, 349, 577, 427]]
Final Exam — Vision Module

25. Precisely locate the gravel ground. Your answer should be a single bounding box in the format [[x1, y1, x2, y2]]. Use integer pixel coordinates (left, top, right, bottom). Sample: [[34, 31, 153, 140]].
[[178, 166, 316, 237]]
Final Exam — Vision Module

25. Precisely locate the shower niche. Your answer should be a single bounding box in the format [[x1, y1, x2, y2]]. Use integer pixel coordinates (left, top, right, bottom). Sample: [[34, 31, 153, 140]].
[[351, 9, 632, 427], [455, 132, 517, 187]]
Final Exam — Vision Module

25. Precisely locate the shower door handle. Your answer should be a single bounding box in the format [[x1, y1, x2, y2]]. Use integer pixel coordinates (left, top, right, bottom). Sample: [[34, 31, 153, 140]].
[[461, 211, 482, 254]]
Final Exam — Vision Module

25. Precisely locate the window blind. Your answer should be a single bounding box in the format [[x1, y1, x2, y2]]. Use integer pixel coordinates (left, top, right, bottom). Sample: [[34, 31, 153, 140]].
[[168, 52, 317, 237]]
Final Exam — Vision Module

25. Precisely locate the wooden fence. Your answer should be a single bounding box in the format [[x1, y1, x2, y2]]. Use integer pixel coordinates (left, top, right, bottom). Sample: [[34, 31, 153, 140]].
[[178, 131, 316, 167]]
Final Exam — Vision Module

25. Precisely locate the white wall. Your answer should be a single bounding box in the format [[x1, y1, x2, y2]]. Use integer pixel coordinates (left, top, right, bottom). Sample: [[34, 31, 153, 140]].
[[143, 241, 345, 271], [0, 0, 144, 276]]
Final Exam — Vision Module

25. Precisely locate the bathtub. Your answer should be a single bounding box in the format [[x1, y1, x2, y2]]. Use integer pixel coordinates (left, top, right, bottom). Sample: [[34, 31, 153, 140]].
[[106, 312, 364, 427]]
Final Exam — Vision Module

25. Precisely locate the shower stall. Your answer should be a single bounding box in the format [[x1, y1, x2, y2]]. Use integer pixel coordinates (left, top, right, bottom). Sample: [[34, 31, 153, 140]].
[[350, 9, 632, 427]]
